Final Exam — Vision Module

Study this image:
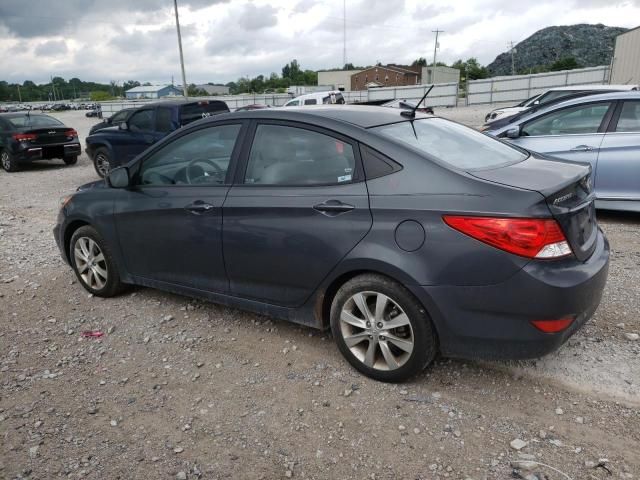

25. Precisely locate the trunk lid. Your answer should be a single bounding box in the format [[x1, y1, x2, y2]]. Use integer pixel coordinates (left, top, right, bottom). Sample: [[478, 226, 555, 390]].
[[179, 100, 229, 126], [469, 155, 597, 261], [18, 127, 74, 145]]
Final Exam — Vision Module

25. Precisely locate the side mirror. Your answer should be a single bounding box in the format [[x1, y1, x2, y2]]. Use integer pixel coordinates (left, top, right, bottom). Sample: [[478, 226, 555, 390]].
[[107, 167, 129, 188], [505, 127, 520, 139], [119, 122, 128, 131]]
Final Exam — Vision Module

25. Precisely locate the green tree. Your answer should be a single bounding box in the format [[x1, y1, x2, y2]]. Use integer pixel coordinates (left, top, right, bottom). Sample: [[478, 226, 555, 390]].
[[412, 57, 427, 67], [90, 91, 113, 101], [549, 57, 582, 71], [451, 58, 489, 80]]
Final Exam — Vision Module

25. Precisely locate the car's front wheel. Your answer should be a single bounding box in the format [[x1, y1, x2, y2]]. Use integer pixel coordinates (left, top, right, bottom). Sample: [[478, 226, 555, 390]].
[[70, 226, 124, 297], [330, 274, 437, 382], [1, 150, 19, 172], [93, 148, 111, 178]]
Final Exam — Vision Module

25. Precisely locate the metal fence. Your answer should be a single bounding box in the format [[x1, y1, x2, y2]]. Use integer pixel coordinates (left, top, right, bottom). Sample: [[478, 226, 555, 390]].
[[466, 66, 610, 105], [98, 82, 459, 118]]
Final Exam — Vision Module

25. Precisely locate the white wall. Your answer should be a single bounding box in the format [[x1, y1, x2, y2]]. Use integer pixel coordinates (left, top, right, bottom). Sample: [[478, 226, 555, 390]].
[[466, 66, 610, 105]]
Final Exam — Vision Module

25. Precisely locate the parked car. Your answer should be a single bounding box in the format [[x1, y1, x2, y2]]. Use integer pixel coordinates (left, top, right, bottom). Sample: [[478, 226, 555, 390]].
[[283, 91, 345, 106], [85, 107, 102, 118], [234, 104, 270, 111], [89, 108, 136, 135], [85, 99, 230, 177], [483, 84, 639, 127], [55, 106, 609, 382], [381, 99, 434, 115], [0, 112, 80, 172], [485, 91, 640, 212]]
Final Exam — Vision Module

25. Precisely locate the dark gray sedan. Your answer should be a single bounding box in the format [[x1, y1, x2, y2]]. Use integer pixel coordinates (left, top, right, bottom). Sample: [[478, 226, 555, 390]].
[[485, 91, 640, 212], [54, 106, 609, 382]]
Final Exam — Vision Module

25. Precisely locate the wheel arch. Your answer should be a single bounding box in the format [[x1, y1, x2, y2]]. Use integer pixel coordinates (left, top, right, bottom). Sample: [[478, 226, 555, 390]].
[[63, 219, 91, 263]]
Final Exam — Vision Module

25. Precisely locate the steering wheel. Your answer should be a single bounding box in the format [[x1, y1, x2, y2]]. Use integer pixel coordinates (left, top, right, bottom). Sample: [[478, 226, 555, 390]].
[[185, 158, 224, 184]]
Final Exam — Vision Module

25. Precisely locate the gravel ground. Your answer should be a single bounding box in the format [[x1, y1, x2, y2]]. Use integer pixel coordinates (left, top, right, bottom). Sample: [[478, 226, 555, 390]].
[[0, 110, 639, 480]]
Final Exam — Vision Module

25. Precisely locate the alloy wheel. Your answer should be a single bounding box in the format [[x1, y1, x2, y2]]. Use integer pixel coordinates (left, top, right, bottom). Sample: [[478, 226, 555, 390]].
[[1, 151, 10, 170], [339, 291, 414, 371], [95, 154, 110, 177], [73, 237, 108, 290]]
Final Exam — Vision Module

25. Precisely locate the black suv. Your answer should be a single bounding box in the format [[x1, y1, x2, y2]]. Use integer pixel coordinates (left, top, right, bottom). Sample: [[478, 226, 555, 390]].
[[86, 100, 229, 177]]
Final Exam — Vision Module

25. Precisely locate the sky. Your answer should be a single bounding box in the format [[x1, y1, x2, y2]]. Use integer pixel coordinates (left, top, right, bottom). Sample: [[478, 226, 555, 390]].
[[0, 0, 639, 86]]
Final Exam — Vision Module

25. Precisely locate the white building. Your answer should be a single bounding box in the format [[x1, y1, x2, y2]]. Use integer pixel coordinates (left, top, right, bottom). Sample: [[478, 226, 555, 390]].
[[317, 70, 362, 92], [421, 66, 461, 85], [610, 26, 640, 85], [125, 85, 183, 99]]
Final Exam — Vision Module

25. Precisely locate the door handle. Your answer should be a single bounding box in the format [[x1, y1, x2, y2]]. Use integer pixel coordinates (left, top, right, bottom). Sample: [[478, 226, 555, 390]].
[[570, 145, 594, 152], [313, 200, 355, 216], [184, 201, 215, 214]]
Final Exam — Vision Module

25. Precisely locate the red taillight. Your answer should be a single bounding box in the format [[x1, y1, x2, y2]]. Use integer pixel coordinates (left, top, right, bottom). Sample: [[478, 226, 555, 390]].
[[12, 133, 37, 142], [531, 317, 574, 333], [65, 129, 78, 137], [442, 215, 572, 259]]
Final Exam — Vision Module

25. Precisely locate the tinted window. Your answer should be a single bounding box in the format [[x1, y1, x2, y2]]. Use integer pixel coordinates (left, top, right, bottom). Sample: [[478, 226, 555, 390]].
[[536, 90, 587, 104], [615, 101, 640, 133], [245, 125, 356, 185], [138, 124, 241, 186], [361, 145, 402, 179], [6, 115, 63, 128], [179, 101, 228, 125], [156, 107, 174, 133], [304, 99, 317, 105], [110, 110, 129, 124], [373, 118, 527, 170], [522, 102, 611, 136], [285, 100, 299, 106], [128, 110, 154, 132]]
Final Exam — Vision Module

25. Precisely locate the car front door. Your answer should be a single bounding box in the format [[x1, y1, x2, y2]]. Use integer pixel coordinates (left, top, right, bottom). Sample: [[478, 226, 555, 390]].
[[113, 108, 157, 164], [596, 100, 640, 202], [223, 121, 372, 307], [113, 122, 245, 292], [508, 101, 615, 172]]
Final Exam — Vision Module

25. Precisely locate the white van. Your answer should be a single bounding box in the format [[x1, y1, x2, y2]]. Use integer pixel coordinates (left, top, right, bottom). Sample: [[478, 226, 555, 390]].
[[484, 84, 639, 124], [283, 91, 346, 107]]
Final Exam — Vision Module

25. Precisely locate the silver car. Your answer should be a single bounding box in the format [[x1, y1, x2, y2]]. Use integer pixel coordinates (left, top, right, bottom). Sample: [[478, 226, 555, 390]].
[[486, 92, 640, 212]]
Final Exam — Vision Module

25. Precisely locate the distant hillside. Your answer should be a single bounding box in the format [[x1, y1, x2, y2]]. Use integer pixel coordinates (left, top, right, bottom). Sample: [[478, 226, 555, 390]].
[[487, 24, 627, 76]]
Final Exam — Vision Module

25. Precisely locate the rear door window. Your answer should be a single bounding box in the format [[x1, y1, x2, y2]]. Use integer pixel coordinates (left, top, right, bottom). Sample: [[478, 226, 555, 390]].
[[304, 98, 317, 105], [179, 101, 229, 125], [614, 101, 640, 133], [521, 102, 612, 136], [156, 107, 174, 133], [373, 118, 527, 170], [244, 124, 356, 185]]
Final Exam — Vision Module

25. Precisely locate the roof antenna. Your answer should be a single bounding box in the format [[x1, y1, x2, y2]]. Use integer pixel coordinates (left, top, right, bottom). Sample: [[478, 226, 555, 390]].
[[401, 84, 434, 118]]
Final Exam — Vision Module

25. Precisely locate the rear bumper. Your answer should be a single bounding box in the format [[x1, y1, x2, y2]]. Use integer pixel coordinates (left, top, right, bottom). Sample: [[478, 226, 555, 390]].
[[409, 229, 610, 360], [15, 142, 81, 162]]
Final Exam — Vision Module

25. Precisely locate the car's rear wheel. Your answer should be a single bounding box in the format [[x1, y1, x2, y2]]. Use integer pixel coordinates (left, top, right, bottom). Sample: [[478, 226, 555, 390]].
[[93, 148, 111, 178], [330, 274, 437, 382], [1, 150, 19, 172], [64, 155, 78, 165], [70, 226, 124, 297]]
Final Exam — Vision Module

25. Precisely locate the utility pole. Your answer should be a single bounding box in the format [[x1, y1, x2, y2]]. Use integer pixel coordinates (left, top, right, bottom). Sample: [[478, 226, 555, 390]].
[[432, 29, 444, 84], [343, 0, 347, 68], [173, 0, 188, 98], [17, 84, 22, 103], [508, 41, 517, 75]]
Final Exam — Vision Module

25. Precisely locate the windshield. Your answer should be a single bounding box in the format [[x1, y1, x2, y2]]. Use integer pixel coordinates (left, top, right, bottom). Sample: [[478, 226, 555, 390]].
[[372, 118, 528, 170], [536, 90, 586, 105], [7, 115, 63, 128]]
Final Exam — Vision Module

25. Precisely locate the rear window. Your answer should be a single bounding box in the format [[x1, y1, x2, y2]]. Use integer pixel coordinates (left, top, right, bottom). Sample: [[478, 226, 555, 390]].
[[372, 118, 528, 170], [7, 115, 63, 128], [179, 101, 229, 125]]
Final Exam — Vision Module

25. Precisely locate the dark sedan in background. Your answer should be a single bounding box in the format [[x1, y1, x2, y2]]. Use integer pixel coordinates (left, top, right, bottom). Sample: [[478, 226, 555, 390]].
[[0, 112, 80, 172], [55, 106, 609, 382]]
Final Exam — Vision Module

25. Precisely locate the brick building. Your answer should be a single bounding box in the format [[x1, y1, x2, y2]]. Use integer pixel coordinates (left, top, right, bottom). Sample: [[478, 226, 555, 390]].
[[351, 65, 421, 91]]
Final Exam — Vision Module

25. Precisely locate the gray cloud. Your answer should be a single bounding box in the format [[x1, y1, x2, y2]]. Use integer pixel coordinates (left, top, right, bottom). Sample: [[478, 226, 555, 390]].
[[34, 39, 68, 56], [238, 3, 279, 30]]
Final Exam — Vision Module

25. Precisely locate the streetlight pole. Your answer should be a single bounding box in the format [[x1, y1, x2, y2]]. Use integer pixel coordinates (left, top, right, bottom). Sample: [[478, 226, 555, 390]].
[[173, 0, 188, 98], [432, 29, 444, 84]]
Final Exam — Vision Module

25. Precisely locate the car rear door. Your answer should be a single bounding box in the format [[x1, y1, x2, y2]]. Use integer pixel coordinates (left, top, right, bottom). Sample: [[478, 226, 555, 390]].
[[595, 100, 640, 202], [508, 101, 615, 172], [113, 121, 246, 293], [113, 108, 157, 164], [222, 121, 372, 308]]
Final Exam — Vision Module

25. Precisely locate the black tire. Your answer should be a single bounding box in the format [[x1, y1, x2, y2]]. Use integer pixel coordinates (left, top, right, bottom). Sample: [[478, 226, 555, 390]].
[[93, 147, 112, 178], [330, 273, 437, 382], [69, 225, 125, 297], [1, 150, 20, 172], [64, 155, 78, 165]]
